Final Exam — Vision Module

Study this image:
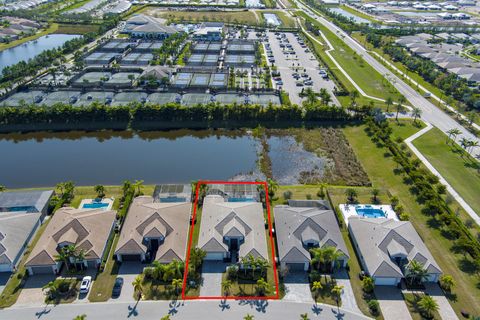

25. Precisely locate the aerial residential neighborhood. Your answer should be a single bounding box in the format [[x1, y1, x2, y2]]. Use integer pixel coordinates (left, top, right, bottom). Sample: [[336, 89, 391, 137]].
[[0, 0, 479, 318]]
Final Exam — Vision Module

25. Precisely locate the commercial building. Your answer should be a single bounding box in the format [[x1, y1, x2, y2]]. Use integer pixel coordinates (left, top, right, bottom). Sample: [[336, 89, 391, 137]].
[[193, 22, 225, 42], [123, 14, 178, 39]]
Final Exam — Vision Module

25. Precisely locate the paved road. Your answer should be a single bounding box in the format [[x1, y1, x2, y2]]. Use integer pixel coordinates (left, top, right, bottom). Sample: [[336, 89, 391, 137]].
[[295, 0, 480, 158], [0, 299, 371, 320]]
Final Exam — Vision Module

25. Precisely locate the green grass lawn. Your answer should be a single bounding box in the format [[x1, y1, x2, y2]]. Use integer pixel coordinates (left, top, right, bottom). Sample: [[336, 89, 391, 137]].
[[389, 119, 425, 141], [343, 124, 480, 317], [310, 275, 340, 307], [158, 10, 259, 26], [45, 278, 80, 305], [298, 11, 403, 101], [413, 127, 480, 217]]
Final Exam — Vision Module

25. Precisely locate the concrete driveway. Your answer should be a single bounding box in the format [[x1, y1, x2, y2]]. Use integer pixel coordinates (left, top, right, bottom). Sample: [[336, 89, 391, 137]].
[[283, 272, 314, 303], [334, 270, 361, 314], [110, 262, 144, 302], [0, 273, 10, 296], [200, 261, 227, 297], [424, 283, 458, 320], [374, 286, 412, 320], [16, 274, 55, 306]]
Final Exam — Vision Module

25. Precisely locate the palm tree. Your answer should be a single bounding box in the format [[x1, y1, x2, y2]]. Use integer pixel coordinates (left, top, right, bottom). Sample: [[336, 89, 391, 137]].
[[122, 180, 132, 196], [318, 182, 327, 199], [468, 140, 479, 154], [460, 137, 469, 154], [371, 188, 380, 203], [244, 314, 254, 320], [171, 278, 182, 295], [350, 90, 359, 105], [304, 87, 318, 105], [331, 285, 344, 307], [266, 178, 278, 198], [395, 97, 406, 121], [418, 295, 438, 318], [189, 247, 206, 272], [73, 315, 87, 320], [310, 247, 327, 272], [385, 96, 393, 113], [439, 274, 455, 292], [94, 185, 105, 198], [446, 128, 461, 145], [405, 260, 429, 286], [255, 278, 270, 296], [43, 281, 58, 299], [300, 313, 310, 320], [133, 180, 144, 196], [345, 188, 358, 203], [222, 279, 232, 296], [75, 249, 86, 271], [411, 107, 422, 123], [311, 281, 323, 300], [132, 275, 143, 301]]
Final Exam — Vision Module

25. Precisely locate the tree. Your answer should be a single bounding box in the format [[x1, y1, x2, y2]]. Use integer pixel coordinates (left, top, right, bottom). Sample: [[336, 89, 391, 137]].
[[122, 180, 132, 196], [73, 315, 87, 320], [350, 90, 359, 105], [467, 111, 477, 126], [300, 313, 310, 320], [439, 274, 455, 292], [133, 180, 144, 196], [317, 182, 327, 199], [188, 247, 206, 273], [266, 178, 278, 198], [160, 315, 171, 320], [132, 275, 143, 300], [371, 188, 380, 203], [43, 281, 58, 299], [171, 278, 182, 295], [244, 314, 254, 320], [222, 279, 232, 296], [446, 128, 461, 145], [362, 276, 374, 293], [255, 278, 270, 296], [0, 185, 5, 192], [395, 97, 406, 121], [345, 188, 358, 203], [304, 87, 318, 105], [418, 295, 438, 318], [331, 285, 344, 306], [311, 281, 323, 300], [411, 107, 422, 123], [385, 96, 393, 113], [405, 260, 429, 286], [94, 185, 105, 198]]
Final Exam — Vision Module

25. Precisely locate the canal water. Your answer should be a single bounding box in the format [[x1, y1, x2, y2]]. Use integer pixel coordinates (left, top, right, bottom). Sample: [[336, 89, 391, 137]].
[[0, 34, 80, 73], [0, 130, 329, 188]]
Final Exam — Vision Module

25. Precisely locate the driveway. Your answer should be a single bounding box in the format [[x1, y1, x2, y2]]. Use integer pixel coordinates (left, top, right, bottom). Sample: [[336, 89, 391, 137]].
[[424, 283, 458, 320], [334, 270, 361, 314], [283, 272, 314, 303], [110, 262, 144, 302], [200, 261, 227, 297], [0, 273, 10, 296], [15, 274, 55, 306], [374, 286, 412, 320]]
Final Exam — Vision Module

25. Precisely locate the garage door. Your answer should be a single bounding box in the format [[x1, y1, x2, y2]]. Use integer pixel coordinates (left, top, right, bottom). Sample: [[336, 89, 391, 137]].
[[374, 277, 398, 286], [0, 264, 12, 272], [205, 252, 224, 260], [30, 265, 53, 274], [120, 254, 141, 262], [286, 263, 306, 272]]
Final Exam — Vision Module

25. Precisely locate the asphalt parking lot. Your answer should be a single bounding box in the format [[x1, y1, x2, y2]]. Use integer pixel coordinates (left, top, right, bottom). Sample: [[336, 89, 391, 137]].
[[265, 31, 339, 106]]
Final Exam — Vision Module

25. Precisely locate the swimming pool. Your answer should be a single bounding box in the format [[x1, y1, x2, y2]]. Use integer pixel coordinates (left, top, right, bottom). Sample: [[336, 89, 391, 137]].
[[355, 206, 387, 218], [82, 202, 109, 209], [228, 197, 255, 202]]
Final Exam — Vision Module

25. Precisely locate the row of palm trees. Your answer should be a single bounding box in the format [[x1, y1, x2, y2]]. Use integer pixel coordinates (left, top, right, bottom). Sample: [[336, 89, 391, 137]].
[[54, 244, 87, 272], [239, 254, 269, 279], [310, 246, 343, 274], [143, 259, 184, 283], [446, 128, 479, 156]]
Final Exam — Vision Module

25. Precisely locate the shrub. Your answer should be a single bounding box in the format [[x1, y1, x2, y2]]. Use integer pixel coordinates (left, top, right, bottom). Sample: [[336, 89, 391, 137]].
[[306, 194, 312, 200], [437, 185, 447, 194], [283, 190, 292, 200], [367, 299, 379, 314], [362, 276, 374, 293], [227, 265, 239, 280], [395, 204, 404, 215], [399, 212, 410, 221]]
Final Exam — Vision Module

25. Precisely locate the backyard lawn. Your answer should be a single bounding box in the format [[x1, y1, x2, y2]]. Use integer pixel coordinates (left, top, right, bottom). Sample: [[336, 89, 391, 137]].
[[413, 127, 480, 217], [343, 124, 480, 317]]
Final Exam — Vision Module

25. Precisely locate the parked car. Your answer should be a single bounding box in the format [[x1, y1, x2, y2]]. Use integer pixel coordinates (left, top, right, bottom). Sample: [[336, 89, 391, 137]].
[[80, 276, 92, 294], [296, 81, 304, 87], [276, 81, 284, 86], [112, 277, 124, 297]]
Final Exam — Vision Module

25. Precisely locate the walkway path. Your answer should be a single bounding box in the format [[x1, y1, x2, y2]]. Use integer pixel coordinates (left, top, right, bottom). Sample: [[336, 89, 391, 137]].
[[405, 123, 480, 225], [334, 270, 362, 314]]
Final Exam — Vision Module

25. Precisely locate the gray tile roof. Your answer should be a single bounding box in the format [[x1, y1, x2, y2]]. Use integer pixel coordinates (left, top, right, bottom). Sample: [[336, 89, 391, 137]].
[[0, 190, 53, 213], [0, 211, 41, 266], [274, 200, 349, 264], [349, 217, 441, 278], [124, 14, 178, 35], [115, 196, 190, 263], [198, 195, 268, 260]]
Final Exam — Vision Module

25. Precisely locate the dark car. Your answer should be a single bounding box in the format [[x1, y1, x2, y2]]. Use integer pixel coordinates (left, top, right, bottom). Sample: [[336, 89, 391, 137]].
[[112, 277, 124, 297]]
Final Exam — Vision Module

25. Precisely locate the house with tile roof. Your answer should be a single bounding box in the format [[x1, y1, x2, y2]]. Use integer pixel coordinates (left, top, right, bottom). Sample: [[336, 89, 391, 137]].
[[274, 200, 349, 272], [114, 195, 190, 263], [198, 195, 268, 262], [348, 217, 442, 286], [25, 207, 116, 275]]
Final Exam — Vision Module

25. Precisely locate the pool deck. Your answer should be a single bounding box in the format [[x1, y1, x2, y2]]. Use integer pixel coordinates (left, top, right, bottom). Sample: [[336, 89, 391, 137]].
[[79, 197, 114, 211], [339, 204, 398, 226]]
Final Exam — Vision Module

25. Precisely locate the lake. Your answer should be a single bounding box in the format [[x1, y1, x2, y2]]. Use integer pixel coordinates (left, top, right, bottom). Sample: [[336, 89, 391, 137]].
[[0, 34, 80, 73], [329, 7, 371, 25], [0, 130, 330, 188]]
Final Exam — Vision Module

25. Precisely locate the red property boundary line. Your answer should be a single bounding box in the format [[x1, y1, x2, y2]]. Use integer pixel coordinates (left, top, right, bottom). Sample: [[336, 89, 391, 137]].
[[181, 180, 280, 300]]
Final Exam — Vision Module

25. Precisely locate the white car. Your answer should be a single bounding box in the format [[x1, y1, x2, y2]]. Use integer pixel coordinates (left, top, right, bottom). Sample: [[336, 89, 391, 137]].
[[80, 276, 92, 294]]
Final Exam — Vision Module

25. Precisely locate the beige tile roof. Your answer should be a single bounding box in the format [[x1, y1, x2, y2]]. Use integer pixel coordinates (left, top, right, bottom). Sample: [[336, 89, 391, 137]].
[[115, 196, 190, 263], [25, 207, 116, 267]]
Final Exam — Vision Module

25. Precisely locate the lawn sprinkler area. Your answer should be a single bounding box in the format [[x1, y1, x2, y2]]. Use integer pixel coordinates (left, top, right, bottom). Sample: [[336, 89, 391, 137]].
[[79, 198, 114, 211], [339, 204, 398, 225]]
